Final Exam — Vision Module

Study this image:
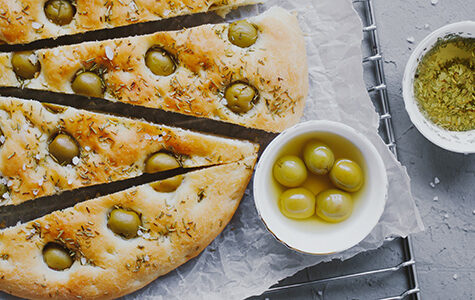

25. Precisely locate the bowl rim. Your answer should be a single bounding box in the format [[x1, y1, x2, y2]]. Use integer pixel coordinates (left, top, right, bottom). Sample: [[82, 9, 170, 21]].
[[402, 20, 475, 154], [253, 120, 388, 255]]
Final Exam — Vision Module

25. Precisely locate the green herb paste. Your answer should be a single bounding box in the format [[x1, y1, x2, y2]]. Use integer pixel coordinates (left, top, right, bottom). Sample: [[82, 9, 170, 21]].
[[414, 36, 474, 131]]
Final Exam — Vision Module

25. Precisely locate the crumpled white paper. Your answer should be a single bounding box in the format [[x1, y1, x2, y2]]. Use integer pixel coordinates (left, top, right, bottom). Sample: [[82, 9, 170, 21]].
[[127, 1, 424, 299]]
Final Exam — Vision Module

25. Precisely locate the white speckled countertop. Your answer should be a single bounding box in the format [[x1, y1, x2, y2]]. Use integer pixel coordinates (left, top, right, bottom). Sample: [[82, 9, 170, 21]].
[[373, 1, 474, 298]]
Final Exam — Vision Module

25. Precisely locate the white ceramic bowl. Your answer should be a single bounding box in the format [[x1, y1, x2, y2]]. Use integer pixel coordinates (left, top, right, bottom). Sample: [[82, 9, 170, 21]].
[[253, 120, 387, 254], [402, 21, 475, 153]]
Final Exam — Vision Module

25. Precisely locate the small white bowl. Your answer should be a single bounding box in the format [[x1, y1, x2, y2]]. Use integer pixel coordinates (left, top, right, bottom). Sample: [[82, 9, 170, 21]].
[[402, 21, 475, 153], [253, 120, 387, 255]]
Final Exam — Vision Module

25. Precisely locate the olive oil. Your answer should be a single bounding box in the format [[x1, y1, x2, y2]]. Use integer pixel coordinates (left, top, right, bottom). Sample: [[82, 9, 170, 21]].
[[271, 132, 367, 229]]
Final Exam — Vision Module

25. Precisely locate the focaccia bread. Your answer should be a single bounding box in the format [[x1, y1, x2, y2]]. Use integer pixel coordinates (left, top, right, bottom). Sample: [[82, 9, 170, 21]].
[[0, 7, 308, 132], [0, 0, 259, 45], [0, 96, 258, 206], [0, 156, 256, 299]]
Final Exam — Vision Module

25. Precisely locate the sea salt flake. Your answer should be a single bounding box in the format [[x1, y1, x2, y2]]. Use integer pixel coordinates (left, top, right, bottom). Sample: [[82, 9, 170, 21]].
[[7, 180, 13, 187], [433, 196, 438, 201], [38, 177, 44, 186], [407, 36, 415, 43], [32, 189, 39, 196], [431, 0, 438, 5], [144, 255, 150, 262], [424, 24, 430, 29], [72, 156, 80, 165], [444, 213, 449, 219], [28, 54, 38, 65], [429, 182, 435, 188], [2, 192, 9, 199], [453, 273, 458, 280], [35, 153, 41, 160], [68, 178, 73, 185], [129, 0, 138, 11], [472, 210, 475, 215], [0, 136, 5, 144], [144, 134, 151, 140], [32, 22, 42, 29], [22, 164, 26, 171], [434, 177, 440, 184], [80, 257, 87, 265], [85, 146, 91, 151], [105, 46, 114, 60]]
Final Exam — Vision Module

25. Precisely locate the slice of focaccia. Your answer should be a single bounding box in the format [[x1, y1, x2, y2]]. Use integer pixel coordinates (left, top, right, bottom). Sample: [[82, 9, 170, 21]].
[[0, 156, 256, 299], [0, 7, 308, 132], [0, 0, 259, 45], [0, 96, 258, 206]]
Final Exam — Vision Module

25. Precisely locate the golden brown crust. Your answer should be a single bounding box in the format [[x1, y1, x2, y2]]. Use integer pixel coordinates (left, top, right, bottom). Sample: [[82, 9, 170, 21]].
[[0, 7, 308, 132], [0, 0, 259, 45], [0, 156, 256, 299], [0, 96, 258, 206]]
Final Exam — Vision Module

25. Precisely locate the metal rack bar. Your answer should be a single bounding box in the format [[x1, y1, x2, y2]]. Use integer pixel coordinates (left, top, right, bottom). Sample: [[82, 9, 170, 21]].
[[259, 0, 421, 299], [265, 257, 416, 295], [359, 0, 420, 298]]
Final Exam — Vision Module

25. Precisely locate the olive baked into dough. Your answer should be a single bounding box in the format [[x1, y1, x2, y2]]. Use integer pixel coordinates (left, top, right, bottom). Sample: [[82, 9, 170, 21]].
[[0, 156, 257, 299], [0, 7, 308, 132], [0, 0, 259, 45], [0, 96, 258, 206]]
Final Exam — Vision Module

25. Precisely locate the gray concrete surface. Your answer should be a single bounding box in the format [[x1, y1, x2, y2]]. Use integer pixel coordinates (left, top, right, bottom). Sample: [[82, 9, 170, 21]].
[[373, 1, 474, 299], [252, 1, 474, 299]]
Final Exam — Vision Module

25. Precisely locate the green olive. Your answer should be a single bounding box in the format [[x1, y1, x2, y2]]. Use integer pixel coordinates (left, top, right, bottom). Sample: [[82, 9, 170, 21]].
[[228, 20, 258, 48], [316, 189, 353, 223], [0, 183, 8, 196], [11, 51, 40, 80], [44, 0, 75, 26], [144, 152, 180, 174], [43, 243, 73, 271], [224, 83, 257, 113], [150, 175, 183, 193], [145, 48, 176, 76], [329, 159, 364, 192], [71, 72, 104, 98], [280, 187, 315, 219], [107, 208, 141, 239], [273, 155, 307, 188], [49, 133, 80, 165], [42, 103, 67, 114], [303, 140, 335, 175]]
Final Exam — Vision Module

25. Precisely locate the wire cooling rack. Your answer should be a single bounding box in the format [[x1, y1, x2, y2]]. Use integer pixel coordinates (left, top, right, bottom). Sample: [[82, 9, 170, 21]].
[[249, 1, 421, 299]]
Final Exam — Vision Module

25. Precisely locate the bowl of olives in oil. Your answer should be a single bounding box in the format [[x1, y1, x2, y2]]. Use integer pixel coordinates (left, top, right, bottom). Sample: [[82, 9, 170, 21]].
[[253, 120, 387, 254]]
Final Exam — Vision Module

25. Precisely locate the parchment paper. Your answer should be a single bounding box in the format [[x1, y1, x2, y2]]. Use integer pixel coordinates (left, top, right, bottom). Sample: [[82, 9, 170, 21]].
[[125, 0, 424, 299]]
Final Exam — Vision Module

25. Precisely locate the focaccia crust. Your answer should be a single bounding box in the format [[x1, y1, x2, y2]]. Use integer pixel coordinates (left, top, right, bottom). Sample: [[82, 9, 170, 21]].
[[0, 156, 256, 299], [0, 0, 259, 45], [0, 7, 308, 132], [0, 96, 258, 206]]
